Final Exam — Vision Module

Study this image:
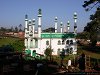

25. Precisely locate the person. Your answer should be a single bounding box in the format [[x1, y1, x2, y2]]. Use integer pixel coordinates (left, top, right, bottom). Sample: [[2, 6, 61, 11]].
[[78, 53, 85, 72], [67, 58, 72, 71], [68, 58, 71, 67]]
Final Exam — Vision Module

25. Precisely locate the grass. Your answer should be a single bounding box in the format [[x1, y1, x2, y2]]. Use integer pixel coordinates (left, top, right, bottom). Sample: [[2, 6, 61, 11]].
[[77, 46, 100, 59], [0, 37, 19, 47]]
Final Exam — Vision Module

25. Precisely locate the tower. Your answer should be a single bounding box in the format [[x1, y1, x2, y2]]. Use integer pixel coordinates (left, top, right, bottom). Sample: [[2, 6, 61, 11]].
[[32, 19, 35, 38], [67, 21, 70, 33], [38, 9, 42, 54], [32, 19, 35, 48], [38, 9, 42, 38], [60, 22, 63, 33], [25, 14, 28, 48], [55, 17, 58, 33], [73, 12, 77, 34], [28, 20, 31, 49]]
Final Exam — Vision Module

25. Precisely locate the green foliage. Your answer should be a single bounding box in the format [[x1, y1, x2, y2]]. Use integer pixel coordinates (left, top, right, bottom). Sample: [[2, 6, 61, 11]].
[[76, 32, 90, 39], [0, 44, 14, 52], [44, 48, 53, 60], [83, 0, 100, 11], [42, 27, 55, 32], [11, 40, 24, 52], [0, 37, 18, 47], [44, 48, 52, 56], [83, 8, 100, 46]]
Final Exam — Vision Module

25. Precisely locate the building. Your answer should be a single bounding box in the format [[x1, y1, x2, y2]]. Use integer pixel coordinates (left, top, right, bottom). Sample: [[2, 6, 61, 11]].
[[24, 9, 77, 56]]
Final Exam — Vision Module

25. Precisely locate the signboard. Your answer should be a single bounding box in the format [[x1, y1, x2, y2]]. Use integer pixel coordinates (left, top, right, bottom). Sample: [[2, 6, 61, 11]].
[[41, 33, 75, 38]]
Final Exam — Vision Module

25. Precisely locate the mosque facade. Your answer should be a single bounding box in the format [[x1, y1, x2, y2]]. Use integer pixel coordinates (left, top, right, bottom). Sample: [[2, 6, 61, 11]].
[[24, 9, 77, 56]]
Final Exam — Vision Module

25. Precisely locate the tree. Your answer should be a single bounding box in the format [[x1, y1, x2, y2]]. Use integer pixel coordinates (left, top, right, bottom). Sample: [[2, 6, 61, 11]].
[[10, 26, 14, 32], [11, 40, 25, 52], [83, 0, 100, 11], [0, 45, 14, 52], [19, 24, 22, 32], [44, 47, 53, 60], [83, 8, 100, 46], [14, 26, 18, 32], [42, 27, 55, 32]]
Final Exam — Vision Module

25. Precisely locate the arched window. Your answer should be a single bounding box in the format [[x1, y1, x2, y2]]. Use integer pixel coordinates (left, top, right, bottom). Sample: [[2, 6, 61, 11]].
[[46, 40, 49, 45], [58, 40, 61, 45], [69, 47, 73, 54], [70, 40, 73, 44], [62, 40, 65, 45], [66, 40, 69, 44]]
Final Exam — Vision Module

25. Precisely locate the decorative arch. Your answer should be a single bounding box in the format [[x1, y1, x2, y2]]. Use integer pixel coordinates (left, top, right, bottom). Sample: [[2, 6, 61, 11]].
[[58, 40, 61, 45], [46, 40, 49, 45]]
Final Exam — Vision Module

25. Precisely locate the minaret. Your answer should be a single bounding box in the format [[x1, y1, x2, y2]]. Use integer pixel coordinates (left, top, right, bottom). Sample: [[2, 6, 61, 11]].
[[32, 19, 35, 48], [55, 17, 58, 33], [32, 19, 35, 37], [25, 14, 28, 48], [38, 9, 42, 54], [60, 22, 63, 33], [73, 12, 77, 34], [67, 21, 70, 33], [28, 20, 31, 49], [38, 9, 42, 38]]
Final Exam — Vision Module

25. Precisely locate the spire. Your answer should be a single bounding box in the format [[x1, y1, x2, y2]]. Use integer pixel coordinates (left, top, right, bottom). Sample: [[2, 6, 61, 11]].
[[55, 17, 58, 33], [25, 14, 28, 30], [25, 14, 28, 19], [67, 21, 70, 33], [73, 12, 77, 34], [60, 22, 63, 33], [32, 19, 35, 25], [38, 9, 42, 15], [28, 20, 31, 25], [38, 9, 42, 17], [38, 9, 42, 38], [32, 19, 35, 38]]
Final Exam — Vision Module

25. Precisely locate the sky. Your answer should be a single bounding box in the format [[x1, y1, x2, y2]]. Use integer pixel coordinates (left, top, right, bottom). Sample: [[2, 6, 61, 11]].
[[0, 0, 95, 32]]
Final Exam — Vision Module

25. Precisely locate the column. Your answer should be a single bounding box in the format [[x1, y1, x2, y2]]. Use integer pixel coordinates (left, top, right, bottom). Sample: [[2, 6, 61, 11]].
[[25, 14, 28, 48], [55, 17, 58, 33], [38, 9, 42, 54], [60, 22, 63, 33], [67, 21, 70, 33], [73, 12, 77, 34]]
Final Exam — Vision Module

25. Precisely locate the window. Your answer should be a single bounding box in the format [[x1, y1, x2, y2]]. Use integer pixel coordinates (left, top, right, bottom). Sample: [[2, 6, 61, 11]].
[[58, 40, 61, 45], [69, 47, 73, 54], [46, 40, 49, 45], [66, 40, 69, 44], [70, 40, 73, 44], [62, 40, 65, 45]]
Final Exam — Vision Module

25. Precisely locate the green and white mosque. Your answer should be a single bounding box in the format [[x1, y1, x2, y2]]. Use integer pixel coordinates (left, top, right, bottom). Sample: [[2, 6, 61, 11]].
[[24, 9, 77, 56]]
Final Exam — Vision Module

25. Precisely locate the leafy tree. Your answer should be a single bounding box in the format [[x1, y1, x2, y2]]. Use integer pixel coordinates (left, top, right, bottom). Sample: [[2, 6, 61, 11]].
[[44, 47, 53, 60], [83, 0, 100, 11], [0, 27, 6, 32], [42, 27, 55, 32], [19, 24, 22, 32], [10, 26, 14, 32], [0, 45, 14, 52], [83, 8, 100, 46], [11, 40, 25, 52], [14, 26, 18, 32]]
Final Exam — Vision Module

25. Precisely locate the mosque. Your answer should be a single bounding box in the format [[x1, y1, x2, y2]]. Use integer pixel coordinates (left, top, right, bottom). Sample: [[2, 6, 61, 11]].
[[24, 9, 77, 56]]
